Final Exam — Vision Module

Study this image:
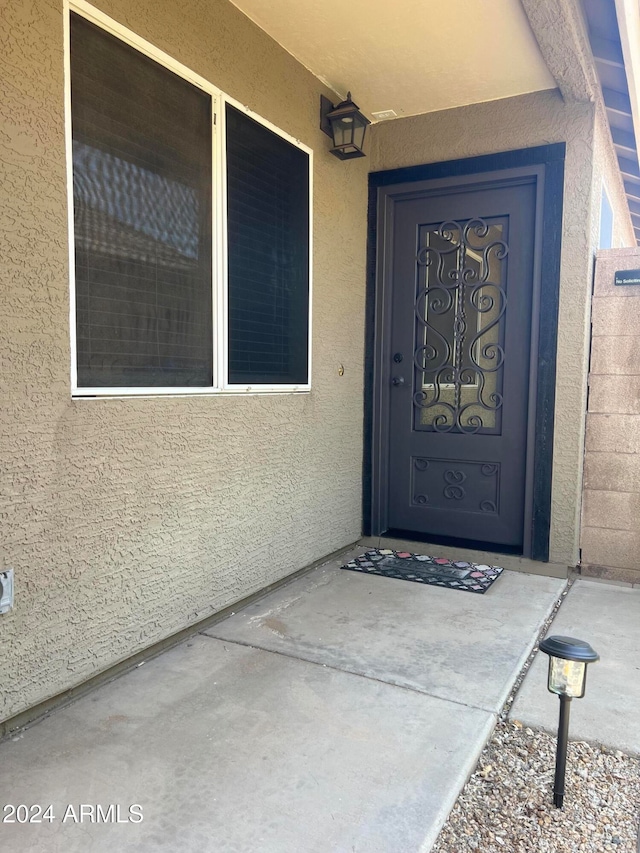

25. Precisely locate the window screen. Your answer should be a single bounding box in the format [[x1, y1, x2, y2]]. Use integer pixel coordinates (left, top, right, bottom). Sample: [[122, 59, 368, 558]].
[[70, 13, 213, 388], [226, 104, 310, 385]]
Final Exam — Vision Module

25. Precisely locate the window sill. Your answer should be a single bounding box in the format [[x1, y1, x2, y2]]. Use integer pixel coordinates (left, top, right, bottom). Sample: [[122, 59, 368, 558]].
[[71, 386, 311, 400]]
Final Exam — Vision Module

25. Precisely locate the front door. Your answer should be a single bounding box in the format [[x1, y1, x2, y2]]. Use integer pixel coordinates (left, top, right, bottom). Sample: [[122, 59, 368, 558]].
[[385, 177, 536, 550]]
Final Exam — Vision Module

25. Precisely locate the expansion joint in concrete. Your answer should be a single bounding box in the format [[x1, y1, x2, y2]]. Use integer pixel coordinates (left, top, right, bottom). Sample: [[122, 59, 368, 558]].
[[500, 577, 573, 722], [198, 630, 500, 716]]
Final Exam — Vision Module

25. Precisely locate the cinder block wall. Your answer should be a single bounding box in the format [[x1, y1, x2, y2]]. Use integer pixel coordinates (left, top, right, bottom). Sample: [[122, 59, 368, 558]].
[[582, 248, 640, 583]]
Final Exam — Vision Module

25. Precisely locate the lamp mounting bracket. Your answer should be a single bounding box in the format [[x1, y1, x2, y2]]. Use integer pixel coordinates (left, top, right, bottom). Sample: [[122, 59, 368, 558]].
[[320, 95, 334, 138]]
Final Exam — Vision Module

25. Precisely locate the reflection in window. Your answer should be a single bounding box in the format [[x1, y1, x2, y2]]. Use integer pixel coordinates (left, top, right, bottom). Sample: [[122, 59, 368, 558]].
[[71, 12, 213, 388], [414, 220, 507, 433]]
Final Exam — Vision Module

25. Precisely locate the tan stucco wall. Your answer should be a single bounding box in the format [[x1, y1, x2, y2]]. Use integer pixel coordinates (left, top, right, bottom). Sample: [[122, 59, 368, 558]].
[[582, 248, 640, 583], [370, 90, 612, 568], [2, 1, 635, 723], [591, 108, 636, 249], [0, 0, 368, 722]]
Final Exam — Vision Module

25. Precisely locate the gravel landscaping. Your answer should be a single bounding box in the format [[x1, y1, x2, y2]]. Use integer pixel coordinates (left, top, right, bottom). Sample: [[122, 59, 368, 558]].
[[432, 720, 640, 853]]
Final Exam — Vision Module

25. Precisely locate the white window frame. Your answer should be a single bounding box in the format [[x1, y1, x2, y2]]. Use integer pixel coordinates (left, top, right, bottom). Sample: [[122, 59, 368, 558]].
[[65, 0, 313, 398]]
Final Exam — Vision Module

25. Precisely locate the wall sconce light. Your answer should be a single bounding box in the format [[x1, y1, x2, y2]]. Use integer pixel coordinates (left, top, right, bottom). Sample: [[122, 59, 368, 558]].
[[539, 635, 599, 808], [320, 92, 370, 160]]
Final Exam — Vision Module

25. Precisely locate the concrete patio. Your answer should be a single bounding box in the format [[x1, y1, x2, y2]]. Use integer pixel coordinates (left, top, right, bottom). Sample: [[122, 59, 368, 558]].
[[0, 545, 568, 852]]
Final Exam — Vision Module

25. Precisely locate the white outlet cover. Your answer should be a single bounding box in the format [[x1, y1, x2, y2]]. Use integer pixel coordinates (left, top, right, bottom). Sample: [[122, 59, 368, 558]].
[[371, 109, 397, 120], [0, 569, 14, 614]]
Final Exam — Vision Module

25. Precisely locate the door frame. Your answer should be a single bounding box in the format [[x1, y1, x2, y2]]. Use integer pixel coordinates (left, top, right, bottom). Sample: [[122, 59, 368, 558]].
[[363, 144, 565, 561]]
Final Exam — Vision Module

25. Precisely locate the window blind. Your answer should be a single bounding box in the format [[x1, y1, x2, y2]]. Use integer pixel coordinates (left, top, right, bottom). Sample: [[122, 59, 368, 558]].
[[226, 105, 310, 385], [70, 13, 213, 388]]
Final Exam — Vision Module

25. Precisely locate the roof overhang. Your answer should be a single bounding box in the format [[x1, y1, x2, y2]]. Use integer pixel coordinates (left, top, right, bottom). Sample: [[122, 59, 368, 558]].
[[229, 0, 639, 244], [229, 0, 557, 119], [611, 0, 640, 242]]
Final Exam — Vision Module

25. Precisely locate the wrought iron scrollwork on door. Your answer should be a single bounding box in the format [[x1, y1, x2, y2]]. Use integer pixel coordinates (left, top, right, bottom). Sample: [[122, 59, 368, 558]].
[[443, 469, 466, 500], [413, 218, 508, 433]]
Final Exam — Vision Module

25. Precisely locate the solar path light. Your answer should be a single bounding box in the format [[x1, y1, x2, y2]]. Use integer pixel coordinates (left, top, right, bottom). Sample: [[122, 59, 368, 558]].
[[539, 635, 599, 808]]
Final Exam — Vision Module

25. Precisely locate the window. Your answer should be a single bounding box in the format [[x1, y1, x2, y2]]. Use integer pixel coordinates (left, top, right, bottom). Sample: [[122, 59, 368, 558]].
[[67, 4, 311, 396], [226, 105, 310, 385]]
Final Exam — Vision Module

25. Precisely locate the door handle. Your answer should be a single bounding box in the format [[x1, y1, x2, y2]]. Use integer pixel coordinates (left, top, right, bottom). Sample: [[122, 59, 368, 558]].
[[391, 376, 405, 386]]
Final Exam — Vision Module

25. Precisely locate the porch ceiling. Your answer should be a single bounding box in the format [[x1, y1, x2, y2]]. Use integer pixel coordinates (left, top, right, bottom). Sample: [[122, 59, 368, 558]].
[[229, 0, 557, 119]]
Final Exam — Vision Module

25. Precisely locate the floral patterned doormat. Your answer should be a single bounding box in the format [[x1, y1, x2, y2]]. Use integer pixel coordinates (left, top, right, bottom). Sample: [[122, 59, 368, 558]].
[[341, 549, 504, 594]]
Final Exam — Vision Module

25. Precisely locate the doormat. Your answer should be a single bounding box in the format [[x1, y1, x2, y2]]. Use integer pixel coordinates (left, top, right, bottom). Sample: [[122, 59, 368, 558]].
[[341, 549, 504, 594]]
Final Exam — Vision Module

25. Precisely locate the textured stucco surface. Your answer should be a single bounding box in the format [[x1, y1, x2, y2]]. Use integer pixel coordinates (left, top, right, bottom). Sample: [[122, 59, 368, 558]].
[[2, 0, 635, 723], [591, 107, 636, 250], [370, 89, 632, 568], [0, 0, 368, 721], [582, 248, 640, 583], [521, 0, 599, 103]]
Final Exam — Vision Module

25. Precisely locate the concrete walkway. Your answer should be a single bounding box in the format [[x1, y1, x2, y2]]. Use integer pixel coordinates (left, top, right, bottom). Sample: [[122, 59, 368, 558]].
[[510, 579, 640, 755], [0, 546, 565, 853]]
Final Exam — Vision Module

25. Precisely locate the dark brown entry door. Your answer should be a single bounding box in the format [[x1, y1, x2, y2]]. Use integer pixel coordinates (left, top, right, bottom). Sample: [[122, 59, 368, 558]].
[[387, 179, 536, 549]]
